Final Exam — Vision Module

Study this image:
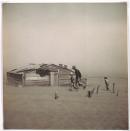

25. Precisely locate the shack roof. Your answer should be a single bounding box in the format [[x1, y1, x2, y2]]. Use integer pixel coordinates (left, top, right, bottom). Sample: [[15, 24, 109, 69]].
[[8, 64, 41, 74], [8, 63, 74, 74], [40, 64, 73, 72]]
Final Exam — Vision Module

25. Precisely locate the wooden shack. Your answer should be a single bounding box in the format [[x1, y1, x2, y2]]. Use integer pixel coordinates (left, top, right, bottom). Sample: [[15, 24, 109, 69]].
[[7, 63, 74, 87]]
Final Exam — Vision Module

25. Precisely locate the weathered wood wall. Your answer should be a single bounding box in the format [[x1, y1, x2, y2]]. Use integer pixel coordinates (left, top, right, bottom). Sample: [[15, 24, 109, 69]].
[[58, 69, 72, 86], [24, 71, 50, 86], [7, 72, 23, 86], [7, 65, 73, 87]]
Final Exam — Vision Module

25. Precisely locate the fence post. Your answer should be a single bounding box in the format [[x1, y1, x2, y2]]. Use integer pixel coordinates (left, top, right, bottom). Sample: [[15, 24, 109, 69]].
[[55, 92, 59, 100], [88, 90, 91, 98], [96, 85, 100, 94], [116, 90, 119, 96]]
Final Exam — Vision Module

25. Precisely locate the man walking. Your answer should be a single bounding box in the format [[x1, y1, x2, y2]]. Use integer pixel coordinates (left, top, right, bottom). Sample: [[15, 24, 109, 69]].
[[104, 77, 109, 90], [72, 66, 82, 88]]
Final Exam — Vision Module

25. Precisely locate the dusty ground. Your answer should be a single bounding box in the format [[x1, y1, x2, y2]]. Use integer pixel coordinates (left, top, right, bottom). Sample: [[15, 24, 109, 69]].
[[3, 77, 128, 129]]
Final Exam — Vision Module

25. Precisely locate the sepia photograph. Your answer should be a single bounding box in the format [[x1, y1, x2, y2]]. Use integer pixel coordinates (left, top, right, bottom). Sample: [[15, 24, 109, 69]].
[[3, 3, 128, 129]]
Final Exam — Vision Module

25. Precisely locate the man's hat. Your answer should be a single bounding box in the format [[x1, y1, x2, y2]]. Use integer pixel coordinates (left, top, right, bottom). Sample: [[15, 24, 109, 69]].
[[72, 66, 76, 69], [104, 77, 108, 79]]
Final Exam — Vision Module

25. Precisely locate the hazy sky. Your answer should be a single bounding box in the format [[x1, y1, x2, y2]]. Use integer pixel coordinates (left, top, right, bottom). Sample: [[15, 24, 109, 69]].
[[3, 3, 127, 77]]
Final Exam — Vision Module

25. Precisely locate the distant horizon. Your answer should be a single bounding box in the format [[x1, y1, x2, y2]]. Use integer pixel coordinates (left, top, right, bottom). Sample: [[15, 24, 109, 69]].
[[3, 3, 127, 78], [3, 62, 128, 80]]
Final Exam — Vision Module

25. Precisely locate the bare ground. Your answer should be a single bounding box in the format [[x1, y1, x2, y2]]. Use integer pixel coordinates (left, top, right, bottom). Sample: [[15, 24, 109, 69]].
[[3, 77, 128, 129]]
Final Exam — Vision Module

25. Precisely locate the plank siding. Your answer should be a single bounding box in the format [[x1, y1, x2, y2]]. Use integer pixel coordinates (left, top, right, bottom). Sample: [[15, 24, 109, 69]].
[[7, 64, 74, 87]]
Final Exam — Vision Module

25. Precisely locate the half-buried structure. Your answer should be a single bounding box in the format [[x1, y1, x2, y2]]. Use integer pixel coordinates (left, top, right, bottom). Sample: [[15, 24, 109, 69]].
[[7, 63, 74, 87]]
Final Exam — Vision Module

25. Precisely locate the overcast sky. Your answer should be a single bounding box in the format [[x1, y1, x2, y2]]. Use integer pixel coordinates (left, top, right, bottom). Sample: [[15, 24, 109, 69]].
[[3, 3, 127, 77]]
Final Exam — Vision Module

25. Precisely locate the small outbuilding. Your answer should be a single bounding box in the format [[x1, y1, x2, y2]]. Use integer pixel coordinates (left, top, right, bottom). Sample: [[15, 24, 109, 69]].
[[7, 63, 74, 87]]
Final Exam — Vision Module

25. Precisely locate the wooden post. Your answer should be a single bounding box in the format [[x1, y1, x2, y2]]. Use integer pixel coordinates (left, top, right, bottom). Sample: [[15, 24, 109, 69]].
[[22, 73, 25, 87], [88, 90, 91, 98], [96, 85, 100, 94], [55, 92, 59, 100], [116, 90, 119, 96]]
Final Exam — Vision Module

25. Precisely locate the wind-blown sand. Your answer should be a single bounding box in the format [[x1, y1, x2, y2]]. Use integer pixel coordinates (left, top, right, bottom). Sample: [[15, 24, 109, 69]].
[[3, 77, 128, 129]]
